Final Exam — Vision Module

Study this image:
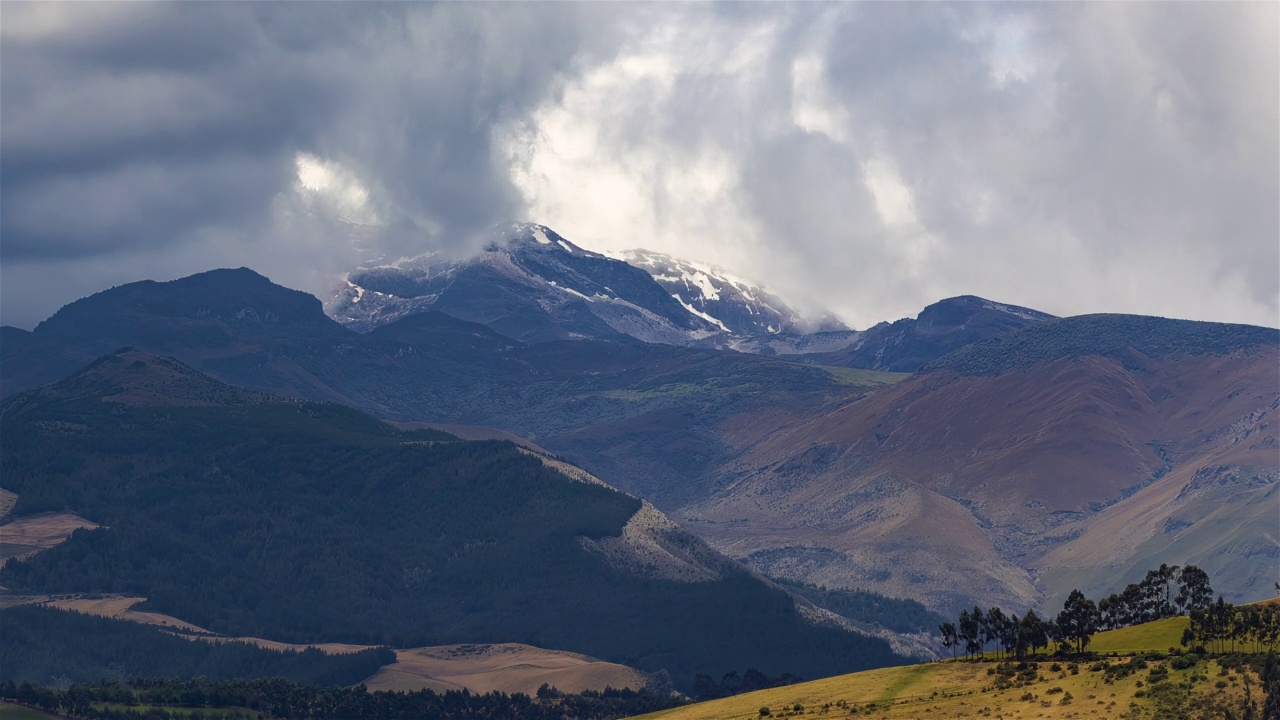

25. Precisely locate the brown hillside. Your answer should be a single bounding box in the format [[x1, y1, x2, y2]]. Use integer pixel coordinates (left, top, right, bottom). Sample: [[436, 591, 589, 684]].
[[679, 345, 1279, 615]]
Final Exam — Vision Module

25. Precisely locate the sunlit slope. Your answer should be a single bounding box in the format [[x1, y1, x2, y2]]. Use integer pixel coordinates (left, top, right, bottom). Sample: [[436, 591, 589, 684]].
[[1087, 616, 1189, 655], [633, 658, 1207, 720], [637, 612, 1267, 720]]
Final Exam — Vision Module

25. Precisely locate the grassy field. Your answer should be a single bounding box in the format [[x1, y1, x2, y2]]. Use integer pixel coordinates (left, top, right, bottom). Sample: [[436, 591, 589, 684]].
[[0, 703, 62, 720], [635, 614, 1263, 720], [636, 655, 1255, 720], [93, 703, 265, 718], [1088, 616, 1189, 655]]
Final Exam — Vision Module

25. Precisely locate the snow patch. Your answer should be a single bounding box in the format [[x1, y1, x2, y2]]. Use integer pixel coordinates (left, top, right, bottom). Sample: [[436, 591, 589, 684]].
[[980, 299, 1049, 322], [557, 240, 574, 253], [672, 294, 730, 333], [681, 271, 721, 302], [532, 228, 552, 245], [549, 281, 593, 302]]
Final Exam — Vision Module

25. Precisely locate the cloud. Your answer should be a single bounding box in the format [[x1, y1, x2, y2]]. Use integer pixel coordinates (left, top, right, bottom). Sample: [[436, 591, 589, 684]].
[[2, 3, 1276, 330], [1, 2, 621, 327], [505, 3, 1279, 329]]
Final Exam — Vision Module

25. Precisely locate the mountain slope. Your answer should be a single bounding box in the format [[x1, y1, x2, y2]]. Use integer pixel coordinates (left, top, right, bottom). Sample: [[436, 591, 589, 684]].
[[0, 350, 906, 688], [327, 223, 720, 343], [610, 249, 818, 336], [4, 267, 357, 404], [1, 269, 898, 509], [678, 315, 1279, 615], [802, 295, 1055, 371]]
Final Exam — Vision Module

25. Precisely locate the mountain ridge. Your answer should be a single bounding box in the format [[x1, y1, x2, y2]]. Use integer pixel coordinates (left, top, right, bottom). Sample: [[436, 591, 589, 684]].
[[0, 349, 908, 689]]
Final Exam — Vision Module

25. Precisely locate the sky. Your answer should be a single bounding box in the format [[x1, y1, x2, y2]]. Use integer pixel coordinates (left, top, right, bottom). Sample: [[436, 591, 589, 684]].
[[2, 2, 1277, 331]]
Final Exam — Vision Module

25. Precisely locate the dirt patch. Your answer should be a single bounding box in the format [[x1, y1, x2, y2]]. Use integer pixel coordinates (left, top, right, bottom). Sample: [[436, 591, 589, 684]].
[[7, 594, 645, 695], [44, 596, 216, 636], [1, 512, 99, 566], [362, 643, 647, 695], [223, 637, 374, 655], [0, 489, 17, 521]]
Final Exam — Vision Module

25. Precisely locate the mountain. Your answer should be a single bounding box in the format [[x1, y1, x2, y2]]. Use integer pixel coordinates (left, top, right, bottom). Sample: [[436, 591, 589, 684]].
[[800, 295, 1055, 371], [1, 268, 897, 509], [2, 267, 357, 403], [6, 267, 1269, 622], [676, 314, 1279, 615], [0, 349, 907, 689], [608, 249, 820, 337], [322, 225, 1058, 374], [327, 223, 721, 344]]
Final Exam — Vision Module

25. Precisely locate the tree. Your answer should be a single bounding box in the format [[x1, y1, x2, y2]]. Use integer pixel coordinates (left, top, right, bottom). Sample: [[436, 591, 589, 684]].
[[984, 607, 1007, 658], [1176, 565, 1213, 613], [1017, 610, 1049, 659], [1056, 590, 1100, 654], [938, 622, 958, 660], [959, 610, 981, 659], [996, 610, 1020, 659]]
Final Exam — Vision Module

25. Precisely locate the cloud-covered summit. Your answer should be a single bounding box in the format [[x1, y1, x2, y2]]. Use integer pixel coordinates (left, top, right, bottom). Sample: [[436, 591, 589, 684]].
[[2, 2, 1275, 330]]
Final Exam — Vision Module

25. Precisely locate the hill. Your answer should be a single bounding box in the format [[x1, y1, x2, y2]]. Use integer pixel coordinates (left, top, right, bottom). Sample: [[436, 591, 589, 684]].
[[804, 295, 1055, 371], [635, 613, 1272, 720], [678, 314, 1280, 615], [0, 350, 905, 689]]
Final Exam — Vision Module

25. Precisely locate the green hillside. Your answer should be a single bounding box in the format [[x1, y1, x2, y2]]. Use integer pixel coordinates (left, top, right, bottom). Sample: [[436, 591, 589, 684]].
[[636, 612, 1275, 720], [1088, 616, 1190, 655], [923, 313, 1278, 376], [0, 350, 901, 690]]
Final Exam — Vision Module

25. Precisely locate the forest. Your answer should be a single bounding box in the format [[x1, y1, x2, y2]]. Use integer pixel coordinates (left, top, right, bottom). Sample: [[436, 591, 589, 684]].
[[0, 676, 684, 720], [0, 375, 899, 690], [1, 605, 394, 686]]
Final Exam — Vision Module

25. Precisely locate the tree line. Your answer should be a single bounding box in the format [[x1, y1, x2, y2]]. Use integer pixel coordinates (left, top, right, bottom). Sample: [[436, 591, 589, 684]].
[[0, 676, 685, 720], [1183, 598, 1280, 655], [1, 605, 394, 687], [938, 564, 1219, 659]]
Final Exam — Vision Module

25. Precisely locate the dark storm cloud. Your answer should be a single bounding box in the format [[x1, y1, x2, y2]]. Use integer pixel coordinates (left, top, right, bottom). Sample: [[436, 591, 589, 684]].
[[2, 2, 1275, 330], [1, 2, 622, 327]]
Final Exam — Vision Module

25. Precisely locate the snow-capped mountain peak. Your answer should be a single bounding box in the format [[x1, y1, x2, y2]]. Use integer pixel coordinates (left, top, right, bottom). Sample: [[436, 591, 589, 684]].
[[608, 249, 816, 336], [325, 223, 734, 342]]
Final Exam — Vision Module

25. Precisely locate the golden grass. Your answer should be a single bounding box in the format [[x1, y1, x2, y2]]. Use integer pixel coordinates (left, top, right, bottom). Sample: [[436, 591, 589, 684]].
[[9, 593, 642, 695], [45, 596, 216, 636], [363, 643, 647, 695], [0, 489, 17, 521], [634, 655, 1246, 720], [1087, 616, 1189, 655], [0, 512, 98, 562], [0, 703, 63, 720]]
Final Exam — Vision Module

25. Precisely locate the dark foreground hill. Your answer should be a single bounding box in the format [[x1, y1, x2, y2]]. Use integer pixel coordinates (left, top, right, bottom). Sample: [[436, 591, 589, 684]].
[[0, 350, 904, 689]]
